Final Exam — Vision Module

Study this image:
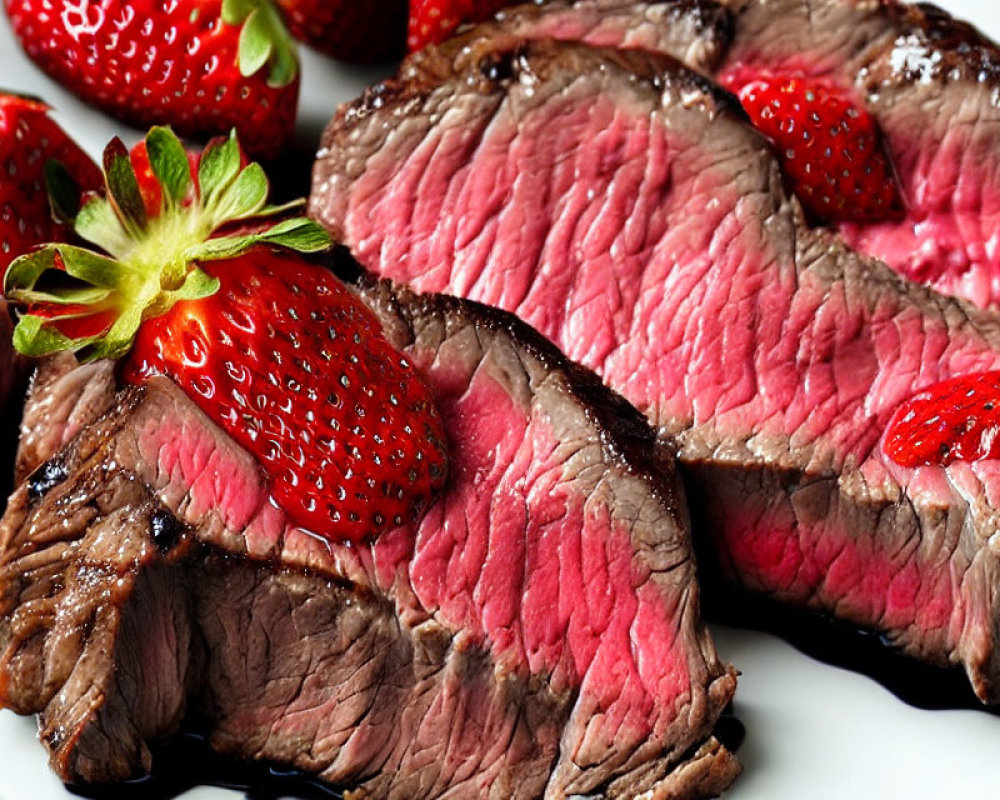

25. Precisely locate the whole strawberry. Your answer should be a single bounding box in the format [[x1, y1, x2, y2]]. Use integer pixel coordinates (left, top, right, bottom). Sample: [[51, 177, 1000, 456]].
[[408, 0, 511, 52], [0, 93, 101, 280], [5, 128, 448, 543], [4, 0, 299, 159], [884, 372, 1000, 468], [720, 71, 902, 223], [275, 0, 406, 63]]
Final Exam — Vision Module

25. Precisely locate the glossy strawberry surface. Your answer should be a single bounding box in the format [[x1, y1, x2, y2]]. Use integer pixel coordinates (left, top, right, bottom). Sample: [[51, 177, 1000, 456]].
[[4, 0, 299, 158], [5, 128, 448, 544], [720, 71, 902, 223], [124, 250, 447, 541], [408, 0, 510, 52], [883, 372, 1000, 467], [0, 93, 101, 280]]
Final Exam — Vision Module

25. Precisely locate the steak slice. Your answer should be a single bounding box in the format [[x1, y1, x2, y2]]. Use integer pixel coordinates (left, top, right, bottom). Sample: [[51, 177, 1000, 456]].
[[463, 0, 733, 72], [312, 38, 1000, 702], [713, 0, 1000, 309], [456, 0, 1000, 309], [0, 268, 738, 799]]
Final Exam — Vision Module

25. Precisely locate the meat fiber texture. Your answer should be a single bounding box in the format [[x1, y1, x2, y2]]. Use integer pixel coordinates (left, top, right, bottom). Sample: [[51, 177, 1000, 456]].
[[715, 0, 1000, 310], [0, 269, 738, 800], [313, 37, 1000, 703], [451, 0, 1000, 310]]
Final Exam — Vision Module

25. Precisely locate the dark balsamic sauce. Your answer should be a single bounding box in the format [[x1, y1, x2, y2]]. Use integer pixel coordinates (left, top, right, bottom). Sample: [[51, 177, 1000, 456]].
[[149, 509, 183, 553], [713, 703, 746, 754], [702, 582, 996, 714], [67, 732, 343, 800]]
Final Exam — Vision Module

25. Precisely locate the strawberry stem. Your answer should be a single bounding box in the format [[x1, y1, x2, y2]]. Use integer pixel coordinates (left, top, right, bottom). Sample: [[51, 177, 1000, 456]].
[[4, 127, 330, 362]]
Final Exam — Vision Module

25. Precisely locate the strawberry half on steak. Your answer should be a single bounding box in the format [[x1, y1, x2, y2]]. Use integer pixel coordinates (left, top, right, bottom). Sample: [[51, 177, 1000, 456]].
[[4, 0, 299, 158], [0, 129, 739, 798], [722, 72, 902, 223], [4, 127, 447, 543]]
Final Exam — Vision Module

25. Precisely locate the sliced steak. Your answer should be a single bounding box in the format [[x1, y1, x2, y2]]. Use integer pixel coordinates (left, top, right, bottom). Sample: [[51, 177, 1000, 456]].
[[457, 0, 1000, 309], [464, 0, 733, 72], [313, 38, 1000, 702], [0, 268, 738, 799], [713, 0, 1000, 309]]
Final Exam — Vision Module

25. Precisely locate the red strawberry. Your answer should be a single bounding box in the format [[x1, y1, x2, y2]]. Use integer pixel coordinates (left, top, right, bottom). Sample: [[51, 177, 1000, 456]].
[[883, 372, 1000, 468], [5, 128, 448, 543], [407, 0, 510, 52], [0, 93, 101, 281], [4, 0, 299, 159], [274, 0, 407, 64], [719, 71, 902, 223]]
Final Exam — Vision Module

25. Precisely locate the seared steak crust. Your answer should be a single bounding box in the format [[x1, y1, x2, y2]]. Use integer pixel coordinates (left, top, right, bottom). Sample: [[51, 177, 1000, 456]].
[[716, 0, 1000, 307], [456, 0, 1000, 309], [0, 270, 738, 799], [312, 36, 1000, 702], [463, 0, 734, 73]]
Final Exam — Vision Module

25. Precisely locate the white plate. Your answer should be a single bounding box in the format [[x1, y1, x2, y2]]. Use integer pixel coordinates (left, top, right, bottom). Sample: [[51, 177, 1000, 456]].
[[2, 2, 1000, 799]]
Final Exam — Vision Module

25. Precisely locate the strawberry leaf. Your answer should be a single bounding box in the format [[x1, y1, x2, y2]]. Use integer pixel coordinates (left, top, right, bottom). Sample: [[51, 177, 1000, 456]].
[[261, 218, 332, 251], [146, 127, 192, 207], [103, 137, 148, 234], [58, 244, 139, 287], [6, 246, 124, 302], [222, 0, 299, 87], [4, 247, 60, 296], [183, 218, 330, 261], [12, 314, 100, 358], [198, 131, 242, 210], [172, 267, 220, 301], [11, 285, 111, 306], [74, 195, 132, 257], [238, 10, 274, 79], [257, 198, 306, 217], [44, 160, 83, 224], [97, 302, 147, 360], [212, 162, 269, 222]]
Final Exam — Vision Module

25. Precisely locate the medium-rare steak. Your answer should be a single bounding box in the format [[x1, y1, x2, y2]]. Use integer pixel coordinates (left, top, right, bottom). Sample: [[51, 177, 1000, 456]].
[[466, 0, 732, 72], [312, 38, 1000, 702], [715, 0, 1000, 309], [0, 265, 738, 799], [454, 0, 1000, 309]]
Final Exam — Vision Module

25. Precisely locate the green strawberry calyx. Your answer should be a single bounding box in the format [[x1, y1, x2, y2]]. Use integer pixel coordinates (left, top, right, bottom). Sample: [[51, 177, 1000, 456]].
[[4, 127, 330, 362], [222, 0, 299, 88]]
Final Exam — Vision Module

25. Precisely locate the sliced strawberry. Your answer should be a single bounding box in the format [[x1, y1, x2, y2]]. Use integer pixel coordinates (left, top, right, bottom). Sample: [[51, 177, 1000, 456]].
[[4, 0, 300, 158], [5, 128, 448, 543], [720, 71, 902, 223], [883, 372, 1000, 467], [408, 0, 510, 52], [0, 93, 101, 281]]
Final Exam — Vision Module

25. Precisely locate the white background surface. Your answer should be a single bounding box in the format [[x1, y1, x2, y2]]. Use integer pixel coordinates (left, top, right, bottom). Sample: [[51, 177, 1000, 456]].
[[2, 1, 1000, 799]]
